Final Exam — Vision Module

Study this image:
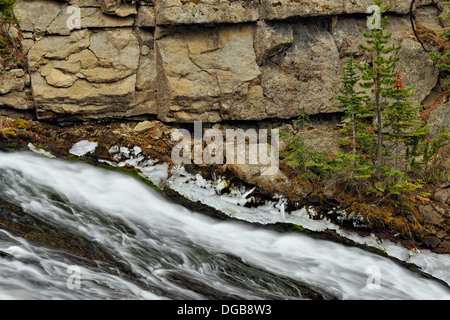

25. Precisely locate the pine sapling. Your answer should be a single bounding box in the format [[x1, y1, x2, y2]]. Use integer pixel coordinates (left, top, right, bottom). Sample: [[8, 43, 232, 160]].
[[337, 56, 374, 166], [384, 69, 423, 171], [358, 0, 402, 180]]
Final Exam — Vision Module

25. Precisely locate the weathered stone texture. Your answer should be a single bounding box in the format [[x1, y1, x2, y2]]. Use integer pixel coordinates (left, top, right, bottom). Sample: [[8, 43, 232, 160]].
[[2, 0, 444, 123]]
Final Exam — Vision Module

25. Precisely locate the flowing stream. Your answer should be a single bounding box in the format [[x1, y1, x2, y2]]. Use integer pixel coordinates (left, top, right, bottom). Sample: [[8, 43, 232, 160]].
[[0, 151, 449, 300]]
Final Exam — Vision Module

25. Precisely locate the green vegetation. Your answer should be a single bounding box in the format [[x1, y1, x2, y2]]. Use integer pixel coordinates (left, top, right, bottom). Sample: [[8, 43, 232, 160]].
[[12, 118, 30, 130], [357, 0, 402, 180], [0, 0, 19, 62], [2, 127, 16, 137], [333, 56, 376, 186], [0, 0, 20, 63], [0, 0, 18, 24], [337, 56, 374, 162], [384, 70, 425, 171], [281, 107, 328, 180], [282, 0, 450, 235]]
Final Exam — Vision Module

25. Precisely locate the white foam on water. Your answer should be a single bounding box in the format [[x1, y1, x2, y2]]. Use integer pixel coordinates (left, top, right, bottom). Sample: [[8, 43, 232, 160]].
[[1, 151, 447, 299]]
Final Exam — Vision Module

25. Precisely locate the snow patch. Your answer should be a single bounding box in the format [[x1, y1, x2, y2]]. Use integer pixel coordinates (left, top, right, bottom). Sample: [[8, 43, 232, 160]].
[[27, 143, 56, 159], [69, 140, 98, 157]]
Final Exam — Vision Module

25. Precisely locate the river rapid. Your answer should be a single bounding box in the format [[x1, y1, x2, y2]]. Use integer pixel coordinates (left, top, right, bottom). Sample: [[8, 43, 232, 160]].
[[0, 151, 449, 300]]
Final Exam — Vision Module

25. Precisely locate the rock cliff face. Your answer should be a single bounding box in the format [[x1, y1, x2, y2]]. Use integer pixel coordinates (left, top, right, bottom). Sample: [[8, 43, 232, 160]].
[[0, 0, 445, 123]]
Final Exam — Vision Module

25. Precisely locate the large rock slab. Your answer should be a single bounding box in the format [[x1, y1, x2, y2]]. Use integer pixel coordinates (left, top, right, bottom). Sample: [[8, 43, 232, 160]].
[[31, 73, 138, 120], [14, 0, 64, 33], [130, 37, 159, 117], [260, 0, 344, 21], [419, 205, 445, 225], [0, 92, 33, 111], [29, 28, 140, 82], [396, 39, 439, 105], [260, 0, 423, 21], [28, 29, 92, 70], [261, 20, 341, 117], [156, 24, 262, 122], [155, 0, 259, 25], [26, 28, 157, 120], [47, 7, 135, 35]]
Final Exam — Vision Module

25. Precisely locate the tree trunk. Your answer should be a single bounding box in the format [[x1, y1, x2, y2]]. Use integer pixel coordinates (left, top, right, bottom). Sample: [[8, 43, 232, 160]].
[[375, 83, 382, 180], [395, 140, 400, 171], [375, 49, 383, 181], [352, 111, 357, 167]]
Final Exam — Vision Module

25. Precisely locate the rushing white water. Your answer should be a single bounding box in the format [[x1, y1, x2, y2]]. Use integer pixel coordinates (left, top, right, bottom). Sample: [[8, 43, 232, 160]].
[[0, 151, 449, 300]]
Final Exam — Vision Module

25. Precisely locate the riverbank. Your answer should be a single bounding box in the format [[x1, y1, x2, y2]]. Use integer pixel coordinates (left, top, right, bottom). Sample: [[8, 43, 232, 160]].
[[0, 115, 448, 257], [1, 0, 449, 255]]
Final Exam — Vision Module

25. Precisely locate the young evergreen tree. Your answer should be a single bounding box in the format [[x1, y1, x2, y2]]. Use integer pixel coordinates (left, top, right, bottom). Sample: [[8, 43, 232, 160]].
[[337, 57, 374, 166], [281, 107, 327, 179], [358, 0, 402, 180], [384, 70, 423, 171]]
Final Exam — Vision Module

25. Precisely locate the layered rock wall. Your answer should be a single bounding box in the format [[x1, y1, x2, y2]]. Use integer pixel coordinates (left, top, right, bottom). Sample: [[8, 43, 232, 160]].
[[0, 0, 445, 123]]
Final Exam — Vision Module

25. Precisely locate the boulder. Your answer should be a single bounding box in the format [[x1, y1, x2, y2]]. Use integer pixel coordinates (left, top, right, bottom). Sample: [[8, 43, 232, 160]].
[[0, 76, 25, 95], [423, 236, 441, 249], [225, 138, 291, 196], [418, 205, 445, 225], [0, 92, 33, 110], [133, 120, 158, 134], [227, 162, 292, 196], [434, 189, 450, 205]]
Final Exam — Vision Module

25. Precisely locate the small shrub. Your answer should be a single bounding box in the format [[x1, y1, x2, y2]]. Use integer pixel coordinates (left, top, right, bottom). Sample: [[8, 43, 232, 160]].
[[12, 118, 30, 130], [2, 127, 17, 137], [0, 0, 19, 25]]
